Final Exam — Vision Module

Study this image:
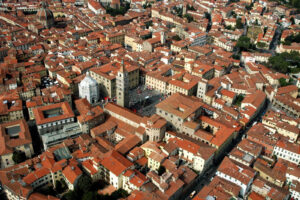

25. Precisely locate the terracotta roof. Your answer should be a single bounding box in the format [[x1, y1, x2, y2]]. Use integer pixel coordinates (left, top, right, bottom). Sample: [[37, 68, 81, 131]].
[[156, 93, 203, 119], [115, 134, 141, 155], [62, 164, 82, 184], [104, 103, 142, 126], [0, 119, 32, 156], [101, 150, 133, 176], [82, 159, 98, 175], [217, 157, 256, 185], [33, 102, 74, 125], [23, 167, 51, 185], [28, 193, 59, 200], [276, 139, 300, 154]]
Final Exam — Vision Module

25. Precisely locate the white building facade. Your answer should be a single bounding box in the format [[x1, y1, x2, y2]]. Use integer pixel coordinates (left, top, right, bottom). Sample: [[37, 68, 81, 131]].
[[79, 72, 99, 104], [273, 144, 300, 165]]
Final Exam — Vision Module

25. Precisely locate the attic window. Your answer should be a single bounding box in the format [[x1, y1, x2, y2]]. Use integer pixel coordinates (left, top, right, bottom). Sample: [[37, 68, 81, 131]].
[[178, 107, 185, 112], [178, 104, 188, 112]]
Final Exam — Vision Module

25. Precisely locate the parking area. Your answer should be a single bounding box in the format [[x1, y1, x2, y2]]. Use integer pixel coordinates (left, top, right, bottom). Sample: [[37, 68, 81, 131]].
[[41, 76, 58, 89]]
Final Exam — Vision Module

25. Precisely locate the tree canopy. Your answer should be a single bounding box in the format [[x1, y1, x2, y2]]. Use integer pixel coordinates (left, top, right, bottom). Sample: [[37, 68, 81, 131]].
[[257, 42, 267, 48], [187, 5, 196, 11], [55, 179, 67, 193], [12, 151, 26, 164], [82, 191, 98, 200], [172, 35, 181, 41], [76, 175, 93, 193], [268, 51, 300, 74], [283, 33, 300, 45], [183, 14, 194, 23], [279, 78, 294, 87], [236, 18, 244, 29], [233, 94, 245, 107], [236, 36, 256, 51], [105, 3, 130, 17]]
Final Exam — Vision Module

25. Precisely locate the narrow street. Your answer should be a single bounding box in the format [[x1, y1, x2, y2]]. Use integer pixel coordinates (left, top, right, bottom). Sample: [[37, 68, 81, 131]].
[[182, 100, 270, 199]]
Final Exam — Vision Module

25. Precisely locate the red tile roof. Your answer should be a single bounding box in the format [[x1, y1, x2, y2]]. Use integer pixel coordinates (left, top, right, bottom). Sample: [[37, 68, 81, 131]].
[[0, 119, 32, 156], [101, 150, 133, 176], [33, 102, 74, 125], [62, 165, 82, 184]]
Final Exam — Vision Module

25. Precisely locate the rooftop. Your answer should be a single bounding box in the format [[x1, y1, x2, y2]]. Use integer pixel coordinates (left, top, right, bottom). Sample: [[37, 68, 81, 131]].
[[33, 102, 74, 125]]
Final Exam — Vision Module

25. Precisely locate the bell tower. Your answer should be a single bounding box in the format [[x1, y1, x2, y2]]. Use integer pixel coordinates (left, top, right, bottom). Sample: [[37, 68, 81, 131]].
[[116, 60, 129, 108]]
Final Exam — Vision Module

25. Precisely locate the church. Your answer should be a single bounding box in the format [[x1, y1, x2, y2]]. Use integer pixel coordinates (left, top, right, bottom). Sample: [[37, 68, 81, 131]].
[[79, 72, 100, 104]]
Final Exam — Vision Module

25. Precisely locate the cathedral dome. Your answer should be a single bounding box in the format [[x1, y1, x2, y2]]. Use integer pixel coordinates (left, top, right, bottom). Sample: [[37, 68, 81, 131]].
[[37, 2, 54, 28]]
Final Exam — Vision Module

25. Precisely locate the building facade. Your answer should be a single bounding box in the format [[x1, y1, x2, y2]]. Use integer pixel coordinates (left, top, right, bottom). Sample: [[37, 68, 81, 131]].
[[116, 62, 129, 108], [79, 72, 99, 104]]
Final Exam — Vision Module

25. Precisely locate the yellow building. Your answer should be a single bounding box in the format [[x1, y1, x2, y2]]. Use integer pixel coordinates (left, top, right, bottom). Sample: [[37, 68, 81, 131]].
[[253, 161, 285, 187], [148, 151, 166, 171], [90, 62, 139, 98], [125, 35, 142, 52], [0, 99, 24, 123], [106, 32, 125, 44]]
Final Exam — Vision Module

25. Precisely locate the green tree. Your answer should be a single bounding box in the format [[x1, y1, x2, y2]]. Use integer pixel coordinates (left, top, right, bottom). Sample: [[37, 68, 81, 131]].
[[55, 180, 62, 193], [62, 191, 77, 200], [268, 51, 300, 74], [55, 179, 67, 193], [105, 3, 130, 17], [289, 0, 300, 9], [145, 21, 153, 29], [232, 11, 237, 18], [283, 33, 300, 45], [174, 7, 183, 17], [291, 17, 295, 25], [257, 42, 267, 48], [232, 53, 241, 60], [225, 25, 233, 30], [236, 18, 244, 29], [76, 175, 92, 193], [187, 5, 196, 11], [263, 27, 268, 35], [158, 166, 166, 176], [279, 78, 294, 87], [172, 35, 181, 41], [142, 3, 151, 9], [236, 36, 251, 50], [110, 189, 129, 199], [279, 78, 288, 87], [268, 55, 289, 73], [234, 94, 245, 106], [12, 151, 26, 164], [204, 12, 210, 19], [245, 3, 253, 10], [183, 14, 194, 22], [82, 191, 99, 200]]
